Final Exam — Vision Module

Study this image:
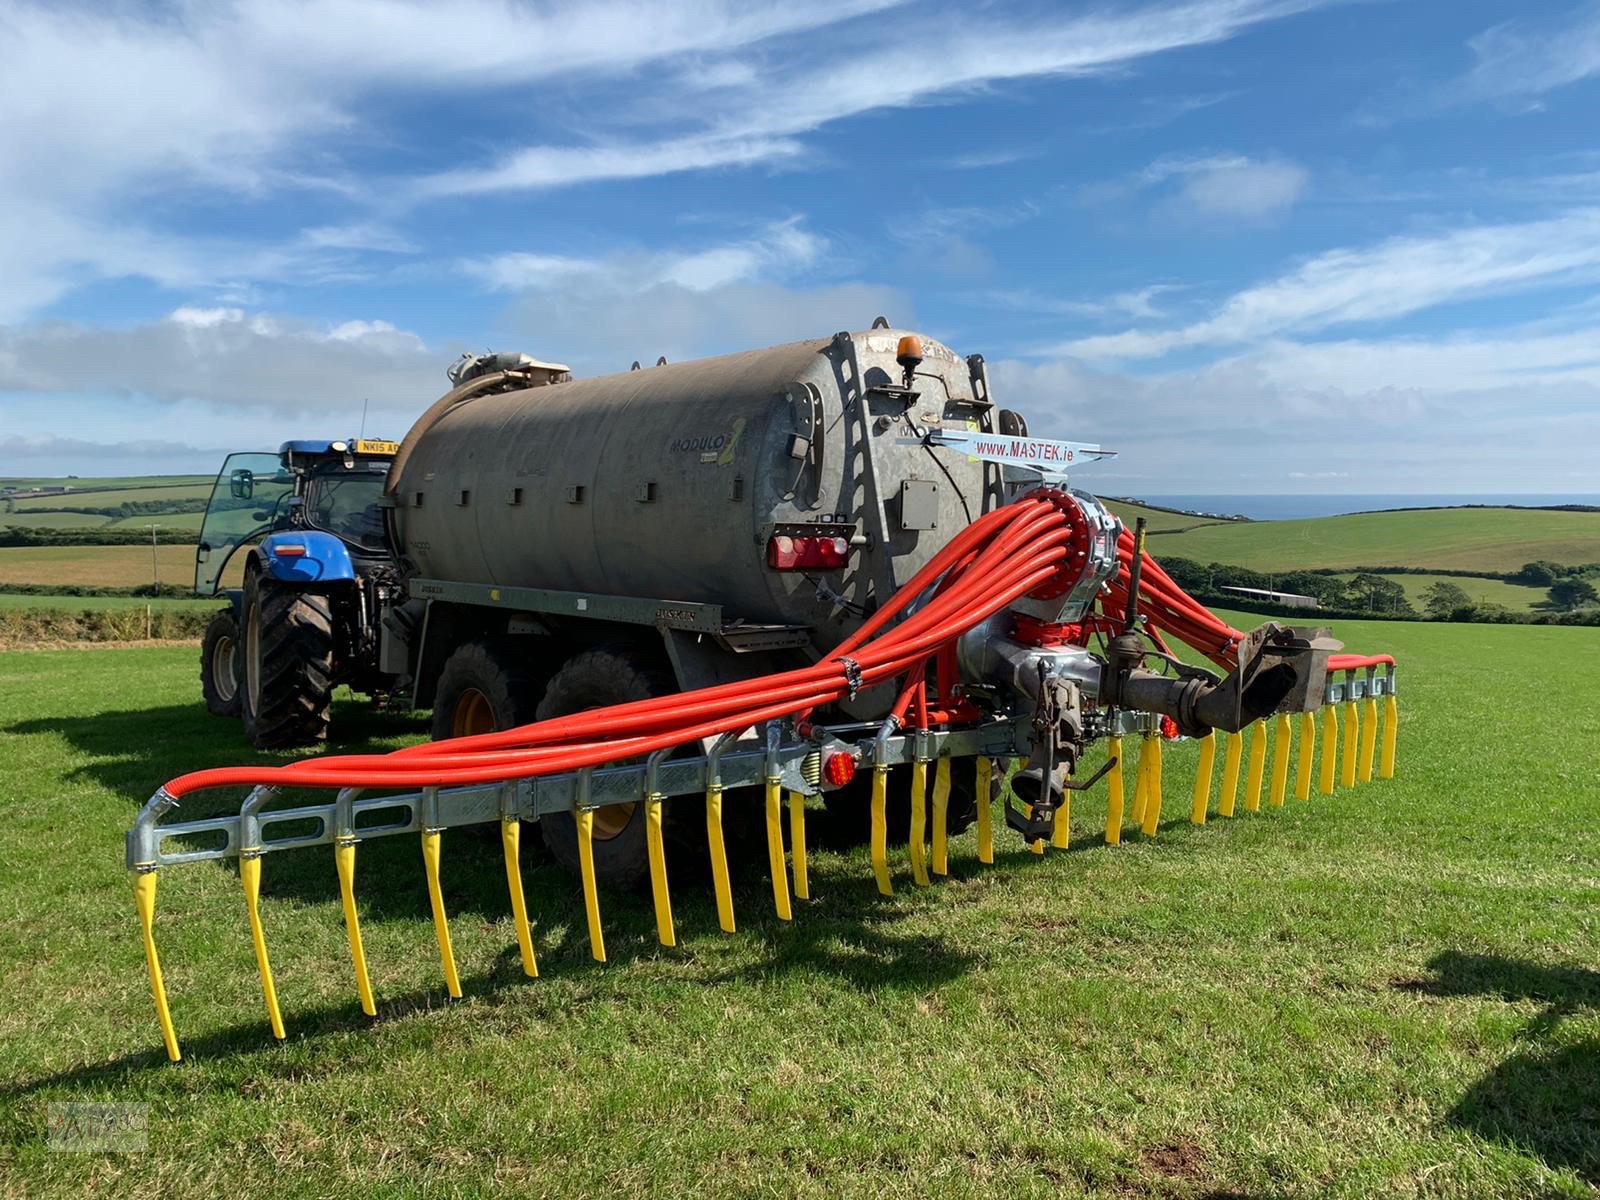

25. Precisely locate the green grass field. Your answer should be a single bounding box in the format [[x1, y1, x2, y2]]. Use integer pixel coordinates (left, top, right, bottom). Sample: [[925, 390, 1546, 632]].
[[1146, 506, 1600, 573], [0, 593, 216, 612], [1328, 572, 1551, 613], [1, 473, 214, 492], [3, 614, 1598, 1197], [0, 511, 119, 530], [1102, 499, 1241, 535], [0, 545, 203, 589]]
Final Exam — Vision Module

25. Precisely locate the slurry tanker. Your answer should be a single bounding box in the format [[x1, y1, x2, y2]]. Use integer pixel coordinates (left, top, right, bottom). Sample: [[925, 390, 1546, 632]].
[[134, 321, 1398, 1060]]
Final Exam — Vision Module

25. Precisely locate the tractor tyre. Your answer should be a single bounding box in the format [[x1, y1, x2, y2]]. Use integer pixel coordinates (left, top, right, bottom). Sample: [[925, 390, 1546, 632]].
[[241, 571, 336, 749], [536, 644, 676, 889], [200, 609, 243, 716], [430, 639, 549, 743]]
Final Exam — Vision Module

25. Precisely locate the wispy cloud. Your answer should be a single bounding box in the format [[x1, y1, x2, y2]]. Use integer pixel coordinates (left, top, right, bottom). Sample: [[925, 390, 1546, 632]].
[[1452, 2, 1600, 107], [421, 0, 1334, 197], [460, 218, 823, 292], [0, 308, 440, 414], [1059, 208, 1600, 361], [1084, 153, 1309, 224]]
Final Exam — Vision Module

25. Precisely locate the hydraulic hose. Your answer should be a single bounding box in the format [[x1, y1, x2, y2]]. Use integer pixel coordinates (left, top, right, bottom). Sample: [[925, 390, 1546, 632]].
[[161, 494, 1075, 799]]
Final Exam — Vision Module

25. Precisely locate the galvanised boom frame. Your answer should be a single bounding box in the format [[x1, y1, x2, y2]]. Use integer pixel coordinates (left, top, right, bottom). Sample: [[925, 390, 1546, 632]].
[[127, 715, 1035, 872]]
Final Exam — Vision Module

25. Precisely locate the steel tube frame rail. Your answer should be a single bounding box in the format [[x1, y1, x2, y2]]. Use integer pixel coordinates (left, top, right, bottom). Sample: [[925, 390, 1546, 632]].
[[128, 716, 1035, 872]]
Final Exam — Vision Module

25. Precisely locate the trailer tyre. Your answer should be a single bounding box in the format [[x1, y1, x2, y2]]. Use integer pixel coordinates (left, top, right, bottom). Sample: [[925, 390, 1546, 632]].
[[536, 645, 673, 888], [200, 609, 243, 716], [241, 571, 336, 749], [430, 639, 548, 743]]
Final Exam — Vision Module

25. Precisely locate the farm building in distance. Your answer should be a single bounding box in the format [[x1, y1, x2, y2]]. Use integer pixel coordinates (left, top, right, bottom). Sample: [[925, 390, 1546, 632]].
[[1221, 585, 1319, 609]]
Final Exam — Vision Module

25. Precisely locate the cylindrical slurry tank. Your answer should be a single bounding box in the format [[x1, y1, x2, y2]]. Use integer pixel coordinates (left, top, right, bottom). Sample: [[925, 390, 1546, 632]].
[[391, 327, 1006, 648]]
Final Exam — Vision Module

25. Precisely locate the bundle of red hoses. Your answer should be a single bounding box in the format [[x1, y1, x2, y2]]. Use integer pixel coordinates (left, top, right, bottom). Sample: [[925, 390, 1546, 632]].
[[163, 491, 1078, 799], [161, 496, 1391, 802]]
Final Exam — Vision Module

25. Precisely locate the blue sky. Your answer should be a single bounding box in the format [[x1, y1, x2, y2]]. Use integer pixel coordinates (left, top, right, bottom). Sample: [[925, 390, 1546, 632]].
[[2, 0, 1599, 494]]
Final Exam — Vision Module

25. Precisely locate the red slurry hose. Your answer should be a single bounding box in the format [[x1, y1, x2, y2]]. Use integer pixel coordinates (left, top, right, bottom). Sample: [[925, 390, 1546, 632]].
[[1104, 528, 1395, 673], [160, 494, 1077, 799], [381, 500, 1054, 758]]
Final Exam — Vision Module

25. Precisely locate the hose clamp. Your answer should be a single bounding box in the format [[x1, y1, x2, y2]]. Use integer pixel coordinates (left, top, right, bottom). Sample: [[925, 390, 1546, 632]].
[[838, 655, 862, 701]]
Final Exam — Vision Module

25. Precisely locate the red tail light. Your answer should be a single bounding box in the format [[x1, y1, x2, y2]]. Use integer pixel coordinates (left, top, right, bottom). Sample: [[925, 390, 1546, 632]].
[[1159, 715, 1180, 741], [767, 534, 850, 571], [823, 751, 857, 787]]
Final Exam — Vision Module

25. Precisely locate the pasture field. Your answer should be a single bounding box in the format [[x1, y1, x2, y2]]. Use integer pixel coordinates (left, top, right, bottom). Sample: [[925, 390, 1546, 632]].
[[1327, 572, 1550, 613], [6, 483, 213, 511], [0, 511, 118, 530], [0, 545, 201, 589], [0, 593, 215, 612], [104, 511, 207, 532], [2, 615, 1598, 1197], [0, 474, 213, 493], [1145, 506, 1600, 573], [1101, 499, 1240, 535]]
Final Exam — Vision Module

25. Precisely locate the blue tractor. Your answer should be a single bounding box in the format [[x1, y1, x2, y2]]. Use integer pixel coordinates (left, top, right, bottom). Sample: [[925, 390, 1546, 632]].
[[195, 438, 403, 748]]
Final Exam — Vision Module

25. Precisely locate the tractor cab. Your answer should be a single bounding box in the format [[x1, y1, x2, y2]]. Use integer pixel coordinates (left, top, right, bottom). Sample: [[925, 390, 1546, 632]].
[[196, 438, 398, 595], [195, 438, 402, 742]]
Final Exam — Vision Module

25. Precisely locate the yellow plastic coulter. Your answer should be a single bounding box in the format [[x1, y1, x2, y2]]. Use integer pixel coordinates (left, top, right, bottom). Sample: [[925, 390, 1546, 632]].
[[126, 669, 1399, 1060]]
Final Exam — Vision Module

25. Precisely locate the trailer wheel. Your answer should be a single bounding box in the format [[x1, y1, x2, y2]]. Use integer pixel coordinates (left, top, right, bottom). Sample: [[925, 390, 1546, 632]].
[[536, 645, 674, 888], [430, 639, 548, 743], [241, 571, 336, 749], [200, 609, 242, 716]]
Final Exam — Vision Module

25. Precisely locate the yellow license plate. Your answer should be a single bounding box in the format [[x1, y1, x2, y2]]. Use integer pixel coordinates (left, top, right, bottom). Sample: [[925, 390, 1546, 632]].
[[354, 439, 400, 456]]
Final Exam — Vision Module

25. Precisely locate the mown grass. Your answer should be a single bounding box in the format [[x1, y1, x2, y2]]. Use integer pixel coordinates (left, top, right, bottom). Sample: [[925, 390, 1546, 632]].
[[3, 614, 1599, 1197], [0, 545, 202, 589], [103, 511, 207, 532], [1102, 499, 1241, 535], [0, 512, 118, 530], [1148, 507, 1600, 573], [0, 593, 215, 612], [0, 475, 213, 500], [1327, 572, 1550, 613]]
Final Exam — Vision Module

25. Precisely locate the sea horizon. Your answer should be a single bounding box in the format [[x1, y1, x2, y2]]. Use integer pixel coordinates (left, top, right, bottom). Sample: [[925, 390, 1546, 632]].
[[1120, 494, 1600, 521]]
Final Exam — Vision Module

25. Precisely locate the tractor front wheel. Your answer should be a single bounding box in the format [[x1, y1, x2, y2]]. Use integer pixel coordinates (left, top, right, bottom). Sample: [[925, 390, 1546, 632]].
[[200, 609, 242, 716], [241, 571, 336, 749]]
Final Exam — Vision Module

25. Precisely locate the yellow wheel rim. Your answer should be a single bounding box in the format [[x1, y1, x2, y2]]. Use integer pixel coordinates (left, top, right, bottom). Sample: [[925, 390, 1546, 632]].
[[591, 800, 636, 841], [451, 688, 497, 737]]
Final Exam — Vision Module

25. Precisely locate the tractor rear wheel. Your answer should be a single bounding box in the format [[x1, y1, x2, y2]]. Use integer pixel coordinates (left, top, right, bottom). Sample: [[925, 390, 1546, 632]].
[[536, 645, 675, 889], [241, 571, 336, 749], [200, 609, 242, 716], [430, 639, 549, 743]]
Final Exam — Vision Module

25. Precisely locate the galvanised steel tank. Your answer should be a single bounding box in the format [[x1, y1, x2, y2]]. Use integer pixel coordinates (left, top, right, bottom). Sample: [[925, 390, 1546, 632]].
[[391, 327, 1017, 645]]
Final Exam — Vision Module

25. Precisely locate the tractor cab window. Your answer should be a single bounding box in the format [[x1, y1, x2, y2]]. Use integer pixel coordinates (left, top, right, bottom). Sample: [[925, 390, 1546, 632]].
[[196, 452, 294, 595], [305, 466, 390, 551]]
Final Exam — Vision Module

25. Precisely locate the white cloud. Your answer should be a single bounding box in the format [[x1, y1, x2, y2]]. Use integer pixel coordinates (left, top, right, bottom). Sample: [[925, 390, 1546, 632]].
[[461, 218, 824, 294], [1454, 3, 1600, 105], [461, 220, 902, 371], [0, 0, 898, 313], [422, 0, 1333, 196], [1084, 153, 1308, 224], [1166, 157, 1308, 221], [508, 281, 914, 376], [0, 309, 441, 416], [989, 348, 1600, 492], [413, 134, 810, 198], [1061, 208, 1600, 361]]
